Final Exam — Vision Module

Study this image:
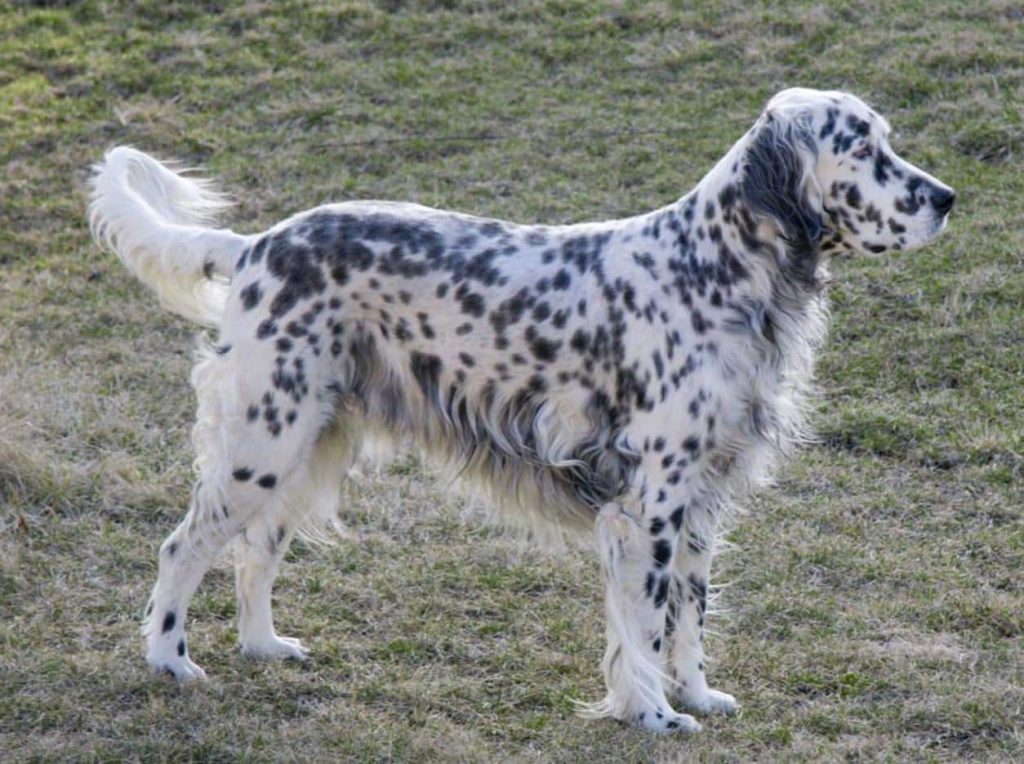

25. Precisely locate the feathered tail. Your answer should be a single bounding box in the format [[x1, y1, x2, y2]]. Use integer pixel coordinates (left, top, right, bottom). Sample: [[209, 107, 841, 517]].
[[89, 146, 252, 326]]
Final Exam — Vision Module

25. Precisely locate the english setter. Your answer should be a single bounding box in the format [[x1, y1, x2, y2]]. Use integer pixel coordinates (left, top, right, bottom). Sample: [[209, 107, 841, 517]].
[[90, 88, 954, 733]]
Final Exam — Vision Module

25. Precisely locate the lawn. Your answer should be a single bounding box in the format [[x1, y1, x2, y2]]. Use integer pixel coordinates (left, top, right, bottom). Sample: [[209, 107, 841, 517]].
[[1, 1, 1022, 761]]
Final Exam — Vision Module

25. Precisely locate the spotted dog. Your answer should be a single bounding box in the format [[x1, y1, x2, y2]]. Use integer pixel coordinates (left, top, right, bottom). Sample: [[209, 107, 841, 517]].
[[89, 88, 953, 733]]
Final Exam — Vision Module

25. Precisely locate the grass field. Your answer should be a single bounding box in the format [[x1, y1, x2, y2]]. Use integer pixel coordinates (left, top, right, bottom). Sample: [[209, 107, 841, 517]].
[[2, 1, 1023, 760]]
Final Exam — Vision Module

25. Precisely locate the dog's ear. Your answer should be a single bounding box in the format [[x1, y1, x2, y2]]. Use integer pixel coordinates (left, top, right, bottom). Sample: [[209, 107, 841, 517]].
[[740, 108, 823, 283]]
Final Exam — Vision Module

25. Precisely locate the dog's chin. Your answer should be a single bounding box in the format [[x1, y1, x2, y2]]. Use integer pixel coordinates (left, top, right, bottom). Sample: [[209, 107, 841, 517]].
[[894, 215, 949, 254], [930, 213, 950, 238]]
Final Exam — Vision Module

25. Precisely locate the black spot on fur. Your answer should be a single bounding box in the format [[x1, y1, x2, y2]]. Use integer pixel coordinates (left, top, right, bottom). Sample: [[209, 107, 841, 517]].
[[529, 335, 561, 363], [239, 282, 262, 310], [654, 576, 670, 607], [653, 539, 672, 568], [461, 292, 486, 318], [845, 184, 862, 209], [256, 319, 277, 339], [410, 351, 443, 398], [256, 473, 277, 490], [232, 467, 253, 482], [162, 611, 176, 634]]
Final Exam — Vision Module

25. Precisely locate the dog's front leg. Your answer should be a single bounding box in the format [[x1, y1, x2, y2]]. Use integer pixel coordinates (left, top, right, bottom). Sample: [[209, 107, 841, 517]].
[[664, 506, 738, 715], [581, 495, 701, 734]]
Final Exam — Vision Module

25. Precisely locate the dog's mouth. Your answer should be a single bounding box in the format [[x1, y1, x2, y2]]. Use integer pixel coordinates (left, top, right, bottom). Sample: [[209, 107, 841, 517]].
[[930, 212, 950, 238]]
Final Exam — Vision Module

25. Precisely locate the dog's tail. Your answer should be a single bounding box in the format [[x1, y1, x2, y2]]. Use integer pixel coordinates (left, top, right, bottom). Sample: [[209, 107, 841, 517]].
[[89, 146, 253, 327]]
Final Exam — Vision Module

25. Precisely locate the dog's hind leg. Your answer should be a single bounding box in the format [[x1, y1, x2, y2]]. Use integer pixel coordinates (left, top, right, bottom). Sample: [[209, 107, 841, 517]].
[[234, 421, 361, 660], [581, 493, 701, 734], [142, 344, 333, 681]]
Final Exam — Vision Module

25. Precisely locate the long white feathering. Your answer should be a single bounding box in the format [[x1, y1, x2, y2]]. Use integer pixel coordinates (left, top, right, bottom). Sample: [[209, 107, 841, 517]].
[[89, 146, 252, 326]]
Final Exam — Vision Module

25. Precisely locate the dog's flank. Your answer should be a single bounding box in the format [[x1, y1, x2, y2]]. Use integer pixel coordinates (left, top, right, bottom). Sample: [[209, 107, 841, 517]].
[[89, 88, 953, 734]]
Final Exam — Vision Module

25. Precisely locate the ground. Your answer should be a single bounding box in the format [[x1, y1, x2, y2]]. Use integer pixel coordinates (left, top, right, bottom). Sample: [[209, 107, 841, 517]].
[[1, 1, 1022, 761]]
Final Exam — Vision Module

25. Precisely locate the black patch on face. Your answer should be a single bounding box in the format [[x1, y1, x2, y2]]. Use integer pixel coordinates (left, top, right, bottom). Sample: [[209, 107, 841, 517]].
[[895, 176, 925, 216], [845, 184, 862, 209], [832, 130, 855, 154], [818, 107, 839, 139], [846, 114, 870, 137], [874, 151, 894, 186], [256, 473, 277, 490], [232, 467, 253, 482]]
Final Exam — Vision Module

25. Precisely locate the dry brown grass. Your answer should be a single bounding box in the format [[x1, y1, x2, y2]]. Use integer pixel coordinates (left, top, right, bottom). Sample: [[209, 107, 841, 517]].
[[2, 1, 1022, 760]]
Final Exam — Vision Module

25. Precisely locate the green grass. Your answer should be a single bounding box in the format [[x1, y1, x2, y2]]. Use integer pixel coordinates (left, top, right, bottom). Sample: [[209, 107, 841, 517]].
[[2, 1, 1022, 760]]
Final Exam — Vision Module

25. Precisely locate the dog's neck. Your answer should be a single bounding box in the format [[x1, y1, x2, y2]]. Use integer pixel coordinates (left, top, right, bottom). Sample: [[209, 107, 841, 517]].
[[662, 132, 827, 300]]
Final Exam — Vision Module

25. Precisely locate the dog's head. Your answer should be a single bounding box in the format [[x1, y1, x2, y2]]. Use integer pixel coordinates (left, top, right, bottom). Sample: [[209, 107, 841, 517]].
[[741, 88, 954, 270]]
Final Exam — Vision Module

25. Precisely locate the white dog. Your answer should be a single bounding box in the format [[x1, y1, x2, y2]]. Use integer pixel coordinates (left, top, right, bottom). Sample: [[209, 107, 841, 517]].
[[90, 88, 953, 733]]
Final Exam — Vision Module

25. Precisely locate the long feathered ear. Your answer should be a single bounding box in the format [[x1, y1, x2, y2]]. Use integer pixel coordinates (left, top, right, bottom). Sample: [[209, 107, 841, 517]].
[[740, 109, 823, 284]]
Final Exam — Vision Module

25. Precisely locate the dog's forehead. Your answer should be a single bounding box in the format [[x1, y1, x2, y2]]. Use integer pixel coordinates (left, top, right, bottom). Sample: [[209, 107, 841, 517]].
[[767, 88, 887, 133]]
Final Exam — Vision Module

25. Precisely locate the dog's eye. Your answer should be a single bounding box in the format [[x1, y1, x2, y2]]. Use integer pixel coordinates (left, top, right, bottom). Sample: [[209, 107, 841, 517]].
[[852, 145, 873, 160]]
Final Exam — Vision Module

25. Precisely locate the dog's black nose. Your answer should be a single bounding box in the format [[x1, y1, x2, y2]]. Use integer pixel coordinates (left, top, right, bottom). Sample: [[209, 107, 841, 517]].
[[931, 188, 955, 215]]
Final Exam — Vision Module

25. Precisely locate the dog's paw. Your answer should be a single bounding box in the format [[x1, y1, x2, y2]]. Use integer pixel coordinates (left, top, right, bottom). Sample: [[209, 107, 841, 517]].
[[148, 654, 208, 683], [636, 708, 702, 735], [240, 635, 310, 661], [677, 687, 738, 716]]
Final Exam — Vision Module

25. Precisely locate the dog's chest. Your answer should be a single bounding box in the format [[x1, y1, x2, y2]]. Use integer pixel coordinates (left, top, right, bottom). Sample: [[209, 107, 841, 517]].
[[680, 313, 814, 487]]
